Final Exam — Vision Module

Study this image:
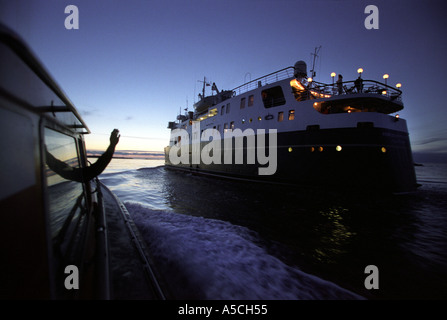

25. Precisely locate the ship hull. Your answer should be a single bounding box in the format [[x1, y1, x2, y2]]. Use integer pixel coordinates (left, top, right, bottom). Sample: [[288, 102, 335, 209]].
[[164, 126, 418, 193]]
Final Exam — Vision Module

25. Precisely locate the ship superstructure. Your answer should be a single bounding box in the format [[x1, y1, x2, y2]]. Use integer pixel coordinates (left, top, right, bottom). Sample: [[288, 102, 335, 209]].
[[165, 60, 417, 193]]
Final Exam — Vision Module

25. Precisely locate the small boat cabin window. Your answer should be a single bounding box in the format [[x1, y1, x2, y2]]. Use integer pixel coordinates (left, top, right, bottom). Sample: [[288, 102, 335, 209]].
[[221, 105, 225, 115], [278, 111, 284, 122], [248, 95, 254, 106], [288, 110, 295, 120], [226, 103, 231, 114], [240, 97, 246, 109], [261, 86, 286, 108], [44, 128, 88, 284]]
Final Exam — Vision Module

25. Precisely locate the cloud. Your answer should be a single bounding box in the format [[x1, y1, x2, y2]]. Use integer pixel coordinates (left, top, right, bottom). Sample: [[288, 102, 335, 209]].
[[414, 135, 447, 146], [79, 106, 100, 117]]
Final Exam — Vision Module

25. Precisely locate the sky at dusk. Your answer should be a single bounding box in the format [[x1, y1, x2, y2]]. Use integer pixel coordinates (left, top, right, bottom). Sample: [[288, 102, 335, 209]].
[[1, 0, 446, 158]]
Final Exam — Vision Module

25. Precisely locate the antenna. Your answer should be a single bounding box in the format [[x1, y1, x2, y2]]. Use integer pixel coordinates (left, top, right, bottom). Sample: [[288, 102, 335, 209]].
[[310, 46, 322, 79], [197, 77, 211, 99]]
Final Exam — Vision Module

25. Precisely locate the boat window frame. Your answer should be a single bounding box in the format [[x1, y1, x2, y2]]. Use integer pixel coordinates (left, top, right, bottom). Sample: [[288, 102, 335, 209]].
[[248, 94, 254, 107], [288, 109, 295, 120], [278, 111, 284, 122], [261, 85, 286, 108], [240, 97, 246, 109], [39, 117, 92, 298], [226, 103, 231, 114]]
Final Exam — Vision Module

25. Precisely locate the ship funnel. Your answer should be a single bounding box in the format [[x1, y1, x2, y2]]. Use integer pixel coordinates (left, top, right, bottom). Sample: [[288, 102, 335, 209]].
[[294, 60, 307, 79]]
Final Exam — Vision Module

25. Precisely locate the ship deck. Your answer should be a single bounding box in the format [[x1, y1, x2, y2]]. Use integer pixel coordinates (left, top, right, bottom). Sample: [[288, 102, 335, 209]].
[[99, 182, 167, 299]]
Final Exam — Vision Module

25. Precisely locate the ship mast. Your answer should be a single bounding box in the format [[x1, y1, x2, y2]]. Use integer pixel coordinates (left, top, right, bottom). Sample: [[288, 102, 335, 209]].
[[197, 77, 211, 99], [310, 46, 321, 79]]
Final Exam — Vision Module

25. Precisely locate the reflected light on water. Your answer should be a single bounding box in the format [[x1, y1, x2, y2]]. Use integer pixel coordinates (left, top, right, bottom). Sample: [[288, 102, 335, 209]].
[[313, 207, 356, 264]]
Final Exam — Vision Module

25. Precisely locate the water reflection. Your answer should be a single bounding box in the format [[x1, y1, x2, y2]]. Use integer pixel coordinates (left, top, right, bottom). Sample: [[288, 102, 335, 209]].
[[313, 206, 356, 264], [157, 168, 447, 298]]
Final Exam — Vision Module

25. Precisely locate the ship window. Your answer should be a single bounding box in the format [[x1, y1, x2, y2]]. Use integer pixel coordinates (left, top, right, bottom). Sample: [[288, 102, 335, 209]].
[[278, 112, 284, 122], [230, 121, 235, 130], [44, 127, 88, 293], [288, 110, 295, 120], [224, 123, 229, 133], [221, 105, 225, 115], [208, 108, 218, 117], [261, 86, 286, 108], [248, 95, 254, 106], [240, 97, 246, 109], [226, 103, 231, 114]]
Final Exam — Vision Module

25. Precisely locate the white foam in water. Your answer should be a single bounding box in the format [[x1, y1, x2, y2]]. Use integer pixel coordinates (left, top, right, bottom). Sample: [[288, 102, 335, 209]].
[[126, 201, 363, 300]]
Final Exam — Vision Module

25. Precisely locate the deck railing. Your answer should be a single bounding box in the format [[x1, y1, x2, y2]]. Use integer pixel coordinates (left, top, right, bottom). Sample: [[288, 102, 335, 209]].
[[306, 79, 402, 101], [232, 67, 295, 96], [231, 65, 402, 102]]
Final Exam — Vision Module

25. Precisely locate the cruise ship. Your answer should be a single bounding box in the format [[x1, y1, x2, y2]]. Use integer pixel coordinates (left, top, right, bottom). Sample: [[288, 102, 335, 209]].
[[164, 60, 418, 193]]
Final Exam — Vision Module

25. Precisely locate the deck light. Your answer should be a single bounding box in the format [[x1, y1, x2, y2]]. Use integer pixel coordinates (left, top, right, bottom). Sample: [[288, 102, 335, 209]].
[[288, 147, 293, 152], [331, 72, 336, 84], [307, 77, 313, 84], [381, 147, 387, 153], [383, 74, 389, 85], [336, 145, 342, 152], [396, 83, 402, 89], [357, 68, 363, 77]]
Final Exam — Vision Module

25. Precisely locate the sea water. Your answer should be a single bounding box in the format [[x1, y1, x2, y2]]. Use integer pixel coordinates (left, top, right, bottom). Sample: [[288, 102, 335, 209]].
[[97, 158, 447, 299]]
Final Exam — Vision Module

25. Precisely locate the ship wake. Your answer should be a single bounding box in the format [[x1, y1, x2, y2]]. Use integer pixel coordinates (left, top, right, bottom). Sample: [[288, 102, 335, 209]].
[[126, 201, 363, 300]]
